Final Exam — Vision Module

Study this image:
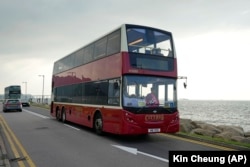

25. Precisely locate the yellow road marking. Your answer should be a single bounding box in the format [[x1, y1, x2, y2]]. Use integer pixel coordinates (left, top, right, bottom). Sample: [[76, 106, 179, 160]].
[[0, 115, 36, 167], [161, 133, 237, 151], [0, 116, 25, 167]]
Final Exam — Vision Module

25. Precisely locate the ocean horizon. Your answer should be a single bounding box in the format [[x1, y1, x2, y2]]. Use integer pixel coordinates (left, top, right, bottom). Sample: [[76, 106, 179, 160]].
[[178, 100, 250, 132]]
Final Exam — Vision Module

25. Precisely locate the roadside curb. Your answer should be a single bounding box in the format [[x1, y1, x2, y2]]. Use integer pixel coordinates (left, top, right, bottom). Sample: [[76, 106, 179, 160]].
[[0, 133, 11, 167], [172, 133, 250, 151]]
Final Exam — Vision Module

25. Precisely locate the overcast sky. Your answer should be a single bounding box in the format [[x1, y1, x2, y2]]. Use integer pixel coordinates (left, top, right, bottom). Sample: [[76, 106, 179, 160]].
[[0, 0, 250, 100]]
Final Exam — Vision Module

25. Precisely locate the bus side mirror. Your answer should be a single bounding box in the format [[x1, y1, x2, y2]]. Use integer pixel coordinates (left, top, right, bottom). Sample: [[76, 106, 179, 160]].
[[178, 76, 187, 89], [184, 82, 187, 89]]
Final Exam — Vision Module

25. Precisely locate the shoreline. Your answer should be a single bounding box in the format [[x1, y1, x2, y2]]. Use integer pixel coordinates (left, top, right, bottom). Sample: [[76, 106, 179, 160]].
[[180, 118, 250, 149]]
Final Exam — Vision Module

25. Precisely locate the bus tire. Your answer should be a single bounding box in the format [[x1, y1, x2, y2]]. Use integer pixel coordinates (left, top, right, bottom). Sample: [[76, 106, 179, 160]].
[[94, 112, 103, 135], [56, 108, 61, 121], [62, 109, 67, 123]]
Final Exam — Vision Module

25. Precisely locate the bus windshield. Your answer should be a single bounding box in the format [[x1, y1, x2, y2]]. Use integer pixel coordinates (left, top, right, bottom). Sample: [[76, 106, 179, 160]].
[[123, 75, 177, 108], [127, 26, 173, 57], [5, 85, 21, 99]]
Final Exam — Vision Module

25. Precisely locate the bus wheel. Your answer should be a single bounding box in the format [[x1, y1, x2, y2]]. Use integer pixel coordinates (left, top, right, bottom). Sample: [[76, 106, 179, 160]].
[[56, 108, 61, 121], [94, 113, 103, 135], [62, 109, 66, 123]]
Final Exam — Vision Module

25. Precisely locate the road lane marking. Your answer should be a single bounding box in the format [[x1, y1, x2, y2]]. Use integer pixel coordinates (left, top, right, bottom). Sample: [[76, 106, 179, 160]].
[[24, 109, 81, 131], [0, 115, 36, 167], [64, 124, 80, 131], [112, 145, 169, 163], [0, 115, 25, 167], [161, 133, 236, 151], [23, 109, 50, 119]]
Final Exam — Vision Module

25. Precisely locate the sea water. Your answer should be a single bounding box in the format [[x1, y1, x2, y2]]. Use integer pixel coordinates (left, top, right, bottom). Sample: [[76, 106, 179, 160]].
[[178, 100, 250, 132]]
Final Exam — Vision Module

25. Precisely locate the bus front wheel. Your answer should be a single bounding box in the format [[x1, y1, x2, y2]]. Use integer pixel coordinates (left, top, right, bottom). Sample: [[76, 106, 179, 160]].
[[94, 113, 103, 135], [56, 108, 61, 121]]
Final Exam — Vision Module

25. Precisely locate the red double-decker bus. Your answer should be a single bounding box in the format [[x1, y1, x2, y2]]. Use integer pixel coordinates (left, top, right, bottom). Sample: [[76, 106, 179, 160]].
[[51, 24, 179, 135]]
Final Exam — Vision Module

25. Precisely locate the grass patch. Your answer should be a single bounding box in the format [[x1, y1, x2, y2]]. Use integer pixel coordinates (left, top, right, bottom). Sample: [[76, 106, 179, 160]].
[[30, 102, 50, 110], [177, 132, 250, 149]]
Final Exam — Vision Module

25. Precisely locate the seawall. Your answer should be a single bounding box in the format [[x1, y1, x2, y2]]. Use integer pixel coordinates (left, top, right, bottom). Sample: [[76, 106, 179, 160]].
[[180, 118, 250, 144]]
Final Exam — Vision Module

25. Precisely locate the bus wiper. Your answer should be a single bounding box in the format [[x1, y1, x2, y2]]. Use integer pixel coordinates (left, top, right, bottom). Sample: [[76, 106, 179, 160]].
[[136, 105, 175, 113], [136, 106, 149, 113], [164, 107, 177, 113], [156, 106, 173, 113]]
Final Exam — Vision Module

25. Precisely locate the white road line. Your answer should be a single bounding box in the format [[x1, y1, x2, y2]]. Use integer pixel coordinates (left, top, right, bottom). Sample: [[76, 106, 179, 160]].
[[23, 109, 80, 131], [64, 124, 80, 131], [112, 145, 169, 163], [23, 109, 50, 119]]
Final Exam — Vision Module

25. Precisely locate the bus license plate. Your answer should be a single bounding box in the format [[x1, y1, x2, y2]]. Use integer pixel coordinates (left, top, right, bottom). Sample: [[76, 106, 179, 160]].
[[148, 128, 161, 133]]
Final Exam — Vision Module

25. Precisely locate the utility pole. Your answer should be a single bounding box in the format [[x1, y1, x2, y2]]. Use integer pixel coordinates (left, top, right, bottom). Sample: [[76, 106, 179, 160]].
[[38, 75, 45, 103], [22, 81, 27, 99]]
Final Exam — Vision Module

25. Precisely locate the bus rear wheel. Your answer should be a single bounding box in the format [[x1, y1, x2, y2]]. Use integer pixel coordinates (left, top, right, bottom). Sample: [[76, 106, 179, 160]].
[[94, 113, 103, 135], [62, 109, 66, 123]]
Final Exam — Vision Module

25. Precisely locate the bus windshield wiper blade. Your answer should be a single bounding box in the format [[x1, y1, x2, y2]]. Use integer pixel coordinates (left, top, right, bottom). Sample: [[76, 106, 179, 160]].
[[136, 106, 149, 113]]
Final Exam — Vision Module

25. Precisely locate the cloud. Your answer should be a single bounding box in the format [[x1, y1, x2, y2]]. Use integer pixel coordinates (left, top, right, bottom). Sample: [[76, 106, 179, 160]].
[[0, 0, 250, 100]]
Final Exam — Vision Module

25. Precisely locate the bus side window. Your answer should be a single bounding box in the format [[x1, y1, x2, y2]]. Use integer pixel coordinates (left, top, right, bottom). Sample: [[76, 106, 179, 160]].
[[108, 80, 120, 105]]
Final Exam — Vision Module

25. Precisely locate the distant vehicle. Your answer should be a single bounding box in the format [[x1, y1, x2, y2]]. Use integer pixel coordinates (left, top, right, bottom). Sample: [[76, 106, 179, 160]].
[[2, 99, 22, 112], [4, 85, 21, 99], [51, 24, 179, 135], [21, 99, 30, 107]]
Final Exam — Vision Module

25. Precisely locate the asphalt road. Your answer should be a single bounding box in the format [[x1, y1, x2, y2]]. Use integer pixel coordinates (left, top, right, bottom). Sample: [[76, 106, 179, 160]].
[[0, 105, 233, 167]]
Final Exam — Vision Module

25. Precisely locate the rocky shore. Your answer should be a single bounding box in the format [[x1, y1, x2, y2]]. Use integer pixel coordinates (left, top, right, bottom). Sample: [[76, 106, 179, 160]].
[[180, 119, 250, 144]]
